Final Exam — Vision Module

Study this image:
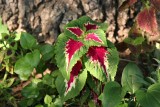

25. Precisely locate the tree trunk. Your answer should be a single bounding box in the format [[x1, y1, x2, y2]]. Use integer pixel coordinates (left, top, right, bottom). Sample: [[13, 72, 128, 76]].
[[0, 0, 140, 43]]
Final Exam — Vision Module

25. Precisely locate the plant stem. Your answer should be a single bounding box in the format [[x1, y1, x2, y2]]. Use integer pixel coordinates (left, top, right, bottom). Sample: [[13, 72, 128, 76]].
[[120, 58, 158, 67]]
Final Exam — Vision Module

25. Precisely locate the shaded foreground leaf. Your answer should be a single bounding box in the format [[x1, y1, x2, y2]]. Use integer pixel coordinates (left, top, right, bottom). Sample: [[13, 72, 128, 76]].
[[22, 79, 41, 98], [121, 63, 144, 93], [136, 83, 160, 107], [101, 81, 125, 107]]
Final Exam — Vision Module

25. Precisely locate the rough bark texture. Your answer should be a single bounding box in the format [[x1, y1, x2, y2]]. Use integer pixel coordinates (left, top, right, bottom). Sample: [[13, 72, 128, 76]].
[[0, 0, 141, 44]]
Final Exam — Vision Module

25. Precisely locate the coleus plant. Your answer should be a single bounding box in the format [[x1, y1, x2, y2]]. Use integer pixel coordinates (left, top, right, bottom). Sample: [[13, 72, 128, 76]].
[[54, 16, 119, 101], [120, 0, 160, 41]]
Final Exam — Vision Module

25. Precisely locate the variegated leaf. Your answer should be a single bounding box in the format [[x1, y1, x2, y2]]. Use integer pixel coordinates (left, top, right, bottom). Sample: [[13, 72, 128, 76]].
[[55, 34, 87, 80], [85, 46, 109, 81], [84, 29, 107, 46], [65, 39, 84, 73], [137, 7, 159, 40], [84, 22, 98, 31], [67, 27, 83, 37], [55, 69, 87, 102], [64, 16, 93, 39], [85, 33, 103, 44], [65, 61, 82, 94], [54, 33, 70, 79], [107, 40, 119, 81]]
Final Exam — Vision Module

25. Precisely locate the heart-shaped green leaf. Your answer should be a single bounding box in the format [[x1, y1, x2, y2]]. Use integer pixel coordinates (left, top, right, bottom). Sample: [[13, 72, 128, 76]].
[[20, 32, 37, 50], [101, 81, 125, 107], [121, 63, 144, 93], [38, 44, 54, 61], [136, 83, 160, 107], [22, 79, 41, 98], [14, 50, 40, 80]]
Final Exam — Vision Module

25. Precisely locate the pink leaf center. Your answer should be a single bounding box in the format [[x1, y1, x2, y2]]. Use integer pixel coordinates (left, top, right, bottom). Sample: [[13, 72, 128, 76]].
[[65, 61, 82, 94], [87, 46, 109, 76], [65, 39, 84, 72], [85, 33, 103, 43], [84, 22, 98, 31], [67, 27, 83, 37]]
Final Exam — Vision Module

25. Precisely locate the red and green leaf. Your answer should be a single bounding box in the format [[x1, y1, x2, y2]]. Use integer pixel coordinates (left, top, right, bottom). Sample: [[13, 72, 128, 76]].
[[55, 34, 87, 80], [85, 46, 109, 81], [84, 29, 107, 46], [84, 22, 98, 31], [67, 27, 83, 37], [87, 46, 109, 75], [55, 33, 70, 79], [85, 33, 103, 44], [65, 61, 82, 94], [137, 7, 159, 40], [65, 39, 84, 73], [64, 16, 93, 39], [55, 69, 87, 102]]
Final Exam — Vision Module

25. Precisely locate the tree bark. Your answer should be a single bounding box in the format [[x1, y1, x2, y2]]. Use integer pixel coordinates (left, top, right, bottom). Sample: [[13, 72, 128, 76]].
[[0, 0, 140, 43]]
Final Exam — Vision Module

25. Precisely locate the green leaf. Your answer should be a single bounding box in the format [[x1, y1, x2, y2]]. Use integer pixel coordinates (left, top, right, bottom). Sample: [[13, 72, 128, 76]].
[[136, 83, 160, 107], [124, 36, 145, 46], [22, 79, 41, 98], [42, 74, 55, 88], [53, 97, 63, 107], [3, 78, 15, 88], [80, 87, 90, 105], [19, 98, 35, 107], [0, 18, 9, 39], [36, 60, 47, 73], [55, 69, 87, 101], [88, 100, 96, 107], [20, 32, 37, 50], [107, 40, 119, 80], [101, 81, 125, 107], [54, 33, 69, 79], [14, 32, 21, 41], [97, 22, 108, 32], [85, 29, 107, 46], [44, 94, 52, 104], [38, 44, 54, 61], [87, 74, 99, 93], [35, 105, 43, 107], [121, 63, 144, 93], [115, 103, 128, 107], [14, 50, 40, 80]]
